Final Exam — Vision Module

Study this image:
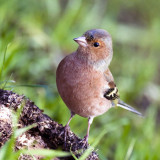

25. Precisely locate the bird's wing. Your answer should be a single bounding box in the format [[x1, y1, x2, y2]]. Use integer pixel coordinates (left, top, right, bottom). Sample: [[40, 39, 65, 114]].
[[104, 70, 143, 117], [104, 68, 119, 101]]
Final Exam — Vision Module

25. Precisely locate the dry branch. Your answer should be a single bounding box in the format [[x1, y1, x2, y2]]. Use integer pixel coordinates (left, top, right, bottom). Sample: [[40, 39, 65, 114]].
[[0, 89, 99, 160]]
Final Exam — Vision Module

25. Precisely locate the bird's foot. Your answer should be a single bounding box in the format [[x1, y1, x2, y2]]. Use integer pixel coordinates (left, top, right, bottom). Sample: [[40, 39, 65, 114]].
[[79, 135, 88, 149], [64, 125, 70, 142], [63, 125, 70, 148], [59, 125, 70, 148]]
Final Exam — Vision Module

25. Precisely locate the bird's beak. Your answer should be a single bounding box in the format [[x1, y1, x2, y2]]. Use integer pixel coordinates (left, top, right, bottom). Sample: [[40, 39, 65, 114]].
[[74, 36, 87, 47]]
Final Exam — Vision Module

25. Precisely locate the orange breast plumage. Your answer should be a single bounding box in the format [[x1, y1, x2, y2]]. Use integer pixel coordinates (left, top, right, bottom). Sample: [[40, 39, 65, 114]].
[[56, 53, 112, 117]]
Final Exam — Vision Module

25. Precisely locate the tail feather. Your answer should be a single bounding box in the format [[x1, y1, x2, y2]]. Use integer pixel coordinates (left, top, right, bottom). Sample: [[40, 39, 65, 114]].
[[117, 99, 143, 117]]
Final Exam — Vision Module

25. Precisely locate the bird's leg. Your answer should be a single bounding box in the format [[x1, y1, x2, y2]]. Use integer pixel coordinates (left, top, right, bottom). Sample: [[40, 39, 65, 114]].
[[82, 117, 94, 148], [64, 111, 75, 144]]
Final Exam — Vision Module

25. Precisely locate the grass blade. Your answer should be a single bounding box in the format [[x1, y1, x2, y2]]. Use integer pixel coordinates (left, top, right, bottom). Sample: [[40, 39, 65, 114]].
[[124, 139, 136, 160], [17, 149, 71, 158], [0, 43, 9, 81], [15, 124, 37, 138]]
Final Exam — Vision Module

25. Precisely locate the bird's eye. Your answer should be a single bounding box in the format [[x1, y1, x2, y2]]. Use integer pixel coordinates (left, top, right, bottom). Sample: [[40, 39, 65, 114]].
[[93, 42, 99, 47]]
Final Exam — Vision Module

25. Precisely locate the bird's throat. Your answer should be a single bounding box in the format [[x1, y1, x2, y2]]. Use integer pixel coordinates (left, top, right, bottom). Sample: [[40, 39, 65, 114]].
[[76, 47, 112, 71]]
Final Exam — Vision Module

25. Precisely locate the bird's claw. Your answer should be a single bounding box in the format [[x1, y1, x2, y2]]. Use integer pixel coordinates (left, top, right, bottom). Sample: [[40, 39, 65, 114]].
[[59, 125, 70, 148], [64, 125, 70, 148], [79, 135, 88, 149]]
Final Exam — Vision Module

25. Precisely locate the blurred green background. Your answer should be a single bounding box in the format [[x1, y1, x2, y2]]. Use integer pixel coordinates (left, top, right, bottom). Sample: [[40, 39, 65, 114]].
[[0, 0, 160, 159]]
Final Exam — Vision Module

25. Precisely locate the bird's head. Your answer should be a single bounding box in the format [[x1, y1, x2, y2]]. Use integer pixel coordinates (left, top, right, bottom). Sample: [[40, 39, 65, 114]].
[[74, 29, 113, 64]]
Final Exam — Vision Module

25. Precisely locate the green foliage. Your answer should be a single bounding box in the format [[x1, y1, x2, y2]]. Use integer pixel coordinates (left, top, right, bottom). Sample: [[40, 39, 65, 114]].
[[0, 0, 160, 159]]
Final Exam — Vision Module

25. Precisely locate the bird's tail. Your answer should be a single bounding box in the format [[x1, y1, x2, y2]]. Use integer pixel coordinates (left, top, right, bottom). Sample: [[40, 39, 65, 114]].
[[116, 99, 143, 117]]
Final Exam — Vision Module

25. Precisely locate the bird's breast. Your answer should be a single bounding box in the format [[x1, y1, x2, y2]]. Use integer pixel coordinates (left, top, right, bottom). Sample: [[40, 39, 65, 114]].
[[56, 54, 112, 117]]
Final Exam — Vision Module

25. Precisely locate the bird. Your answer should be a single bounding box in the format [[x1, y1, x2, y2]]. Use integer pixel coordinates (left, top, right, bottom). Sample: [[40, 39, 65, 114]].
[[56, 29, 142, 146]]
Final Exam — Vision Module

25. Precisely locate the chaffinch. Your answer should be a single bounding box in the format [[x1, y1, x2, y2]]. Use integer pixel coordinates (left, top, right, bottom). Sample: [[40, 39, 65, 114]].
[[56, 29, 142, 145]]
